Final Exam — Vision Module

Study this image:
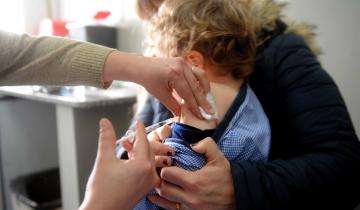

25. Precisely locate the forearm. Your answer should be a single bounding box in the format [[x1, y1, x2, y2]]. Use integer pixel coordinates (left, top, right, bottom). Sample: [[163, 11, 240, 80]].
[[0, 30, 114, 87], [103, 51, 157, 86], [79, 193, 134, 210]]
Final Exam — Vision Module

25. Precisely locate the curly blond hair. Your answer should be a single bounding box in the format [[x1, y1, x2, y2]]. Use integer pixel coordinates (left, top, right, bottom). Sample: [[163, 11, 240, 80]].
[[146, 0, 257, 79]]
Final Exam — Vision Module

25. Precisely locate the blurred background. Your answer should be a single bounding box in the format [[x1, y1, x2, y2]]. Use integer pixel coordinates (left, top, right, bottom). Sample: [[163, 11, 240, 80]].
[[0, 0, 359, 210]]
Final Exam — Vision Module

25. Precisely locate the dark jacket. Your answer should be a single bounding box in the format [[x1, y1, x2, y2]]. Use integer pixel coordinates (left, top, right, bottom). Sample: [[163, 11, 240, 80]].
[[230, 32, 360, 210], [131, 31, 360, 209]]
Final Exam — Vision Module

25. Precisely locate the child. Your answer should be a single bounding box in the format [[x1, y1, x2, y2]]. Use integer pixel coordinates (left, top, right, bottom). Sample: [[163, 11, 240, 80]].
[[130, 0, 271, 209]]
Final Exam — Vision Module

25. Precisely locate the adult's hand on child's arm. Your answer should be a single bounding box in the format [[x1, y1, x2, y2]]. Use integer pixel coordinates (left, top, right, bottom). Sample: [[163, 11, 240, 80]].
[[149, 137, 236, 210], [140, 56, 213, 118], [79, 119, 159, 210], [103, 52, 212, 118]]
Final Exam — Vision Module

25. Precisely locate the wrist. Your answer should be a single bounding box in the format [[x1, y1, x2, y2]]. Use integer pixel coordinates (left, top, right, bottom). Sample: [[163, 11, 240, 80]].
[[103, 51, 148, 85], [79, 190, 134, 210]]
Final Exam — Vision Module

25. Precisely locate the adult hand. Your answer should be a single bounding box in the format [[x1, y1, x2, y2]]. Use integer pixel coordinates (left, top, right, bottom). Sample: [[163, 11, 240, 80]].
[[79, 119, 159, 210], [147, 124, 175, 168], [142, 56, 213, 118], [103, 51, 213, 118], [148, 137, 236, 210]]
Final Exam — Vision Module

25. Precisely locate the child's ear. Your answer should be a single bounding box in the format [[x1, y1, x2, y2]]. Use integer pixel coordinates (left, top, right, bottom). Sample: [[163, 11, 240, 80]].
[[185, 51, 205, 69]]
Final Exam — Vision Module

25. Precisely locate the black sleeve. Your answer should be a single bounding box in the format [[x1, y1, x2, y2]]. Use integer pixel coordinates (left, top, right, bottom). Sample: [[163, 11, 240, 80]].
[[128, 94, 173, 130], [232, 34, 360, 210]]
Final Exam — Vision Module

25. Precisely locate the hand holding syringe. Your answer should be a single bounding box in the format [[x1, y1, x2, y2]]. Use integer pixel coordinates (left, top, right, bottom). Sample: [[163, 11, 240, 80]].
[[116, 117, 178, 144], [116, 93, 218, 145]]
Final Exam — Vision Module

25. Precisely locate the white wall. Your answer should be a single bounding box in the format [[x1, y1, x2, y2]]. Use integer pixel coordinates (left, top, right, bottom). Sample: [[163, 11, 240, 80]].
[[23, 0, 48, 34], [18, 0, 360, 136], [57, 0, 146, 53], [119, 0, 360, 135], [283, 0, 360, 137], [0, 0, 25, 33]]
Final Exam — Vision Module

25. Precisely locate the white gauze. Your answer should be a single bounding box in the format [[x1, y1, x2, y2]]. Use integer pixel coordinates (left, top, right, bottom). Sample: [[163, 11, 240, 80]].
[[199, 93, 218, 121]]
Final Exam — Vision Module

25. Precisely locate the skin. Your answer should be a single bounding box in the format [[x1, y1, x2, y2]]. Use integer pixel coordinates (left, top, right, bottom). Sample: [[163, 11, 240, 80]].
[[1, 28, 214, 209], [79, 119, 159, 210], [80, 41, 214, 210], [147, 51, 238, 210], [102, 51, 213, 118], [149, 134, 236, 210], [125, 1, 247, 209]]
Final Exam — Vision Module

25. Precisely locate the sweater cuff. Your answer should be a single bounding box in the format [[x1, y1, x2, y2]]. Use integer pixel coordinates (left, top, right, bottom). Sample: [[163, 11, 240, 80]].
[[70, 43, 115, 88]]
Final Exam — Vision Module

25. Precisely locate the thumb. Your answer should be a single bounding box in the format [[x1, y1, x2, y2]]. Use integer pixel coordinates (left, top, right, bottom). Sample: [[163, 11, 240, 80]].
[[191, 137, 221, 162], [97, 118, 117, 160], [131, 121, 152, 161]]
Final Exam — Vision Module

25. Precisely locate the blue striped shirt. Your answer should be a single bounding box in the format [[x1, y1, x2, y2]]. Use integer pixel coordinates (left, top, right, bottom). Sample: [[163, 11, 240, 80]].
[[134, 85, 271, 210]]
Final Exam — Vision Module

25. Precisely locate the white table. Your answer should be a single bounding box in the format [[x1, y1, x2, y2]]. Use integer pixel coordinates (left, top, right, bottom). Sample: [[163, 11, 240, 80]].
[[0, 85, 136, 210]]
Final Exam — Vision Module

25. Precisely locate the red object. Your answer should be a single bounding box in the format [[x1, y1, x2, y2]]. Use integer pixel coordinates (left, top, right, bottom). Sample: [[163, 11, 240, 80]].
[[38, 18, 69, 37], [52, 20, 68, 37], [93, 11, 111, 20]]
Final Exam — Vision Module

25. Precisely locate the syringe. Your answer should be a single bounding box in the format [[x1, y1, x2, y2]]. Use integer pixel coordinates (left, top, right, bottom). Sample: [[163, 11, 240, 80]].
[[117, 117, 178, 144]]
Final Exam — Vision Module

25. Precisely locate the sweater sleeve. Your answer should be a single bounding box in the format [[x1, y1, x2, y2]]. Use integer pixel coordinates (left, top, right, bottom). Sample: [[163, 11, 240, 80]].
[[0, 30, 115, 88], [231, 34, 360, 210]]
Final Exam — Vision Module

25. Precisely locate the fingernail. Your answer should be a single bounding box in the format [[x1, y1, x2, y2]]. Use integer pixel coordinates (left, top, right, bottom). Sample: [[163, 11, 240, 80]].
[[163, 159, 168, 165], [167, 150, 174, 156], [206, 105, 214, 114], [99, 118, 106, 128]]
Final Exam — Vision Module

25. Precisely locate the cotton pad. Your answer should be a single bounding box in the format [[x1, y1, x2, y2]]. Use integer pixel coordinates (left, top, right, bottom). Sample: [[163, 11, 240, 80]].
[[199, 93, 218, 121]]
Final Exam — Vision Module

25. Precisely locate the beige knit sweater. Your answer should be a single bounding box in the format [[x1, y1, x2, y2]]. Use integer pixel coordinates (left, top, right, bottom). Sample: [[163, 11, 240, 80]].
[[0, 30, 115, 88]]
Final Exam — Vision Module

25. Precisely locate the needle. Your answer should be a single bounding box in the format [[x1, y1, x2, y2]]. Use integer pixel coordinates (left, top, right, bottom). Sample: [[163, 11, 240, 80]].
[[117, 117, 178, 144]]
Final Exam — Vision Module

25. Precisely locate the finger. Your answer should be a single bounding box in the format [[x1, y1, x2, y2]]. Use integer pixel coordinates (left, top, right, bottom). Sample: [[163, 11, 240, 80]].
[[188, 66, 213, 114], [121, 140, 134, 159], [160, 166, 194, 190], [174, 76, 203, 119], [120, 140, 133, 152], [155, 180, 188, 204], [148, 195, 178, 210], [155, 124, 172, 140], [150, 140, 175, 156], [171, 90, 183, 107], [167, 62, 203, 119], [148, 124, 172, 143], [131, 120, 151, 160], [191, 65, 210, 94], [115, 129, 134, 145], [148, 130, 162, 143], [97, 118, 117, 160], [190, 137, 221, 162], [155, 155, 173, 168]]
